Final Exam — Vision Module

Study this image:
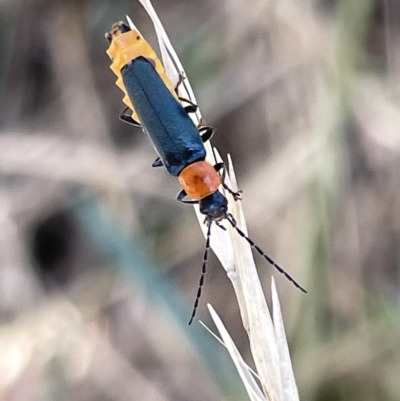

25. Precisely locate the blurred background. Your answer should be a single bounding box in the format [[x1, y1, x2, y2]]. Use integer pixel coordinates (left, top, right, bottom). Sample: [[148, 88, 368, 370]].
[[0, 0, 399, 400]]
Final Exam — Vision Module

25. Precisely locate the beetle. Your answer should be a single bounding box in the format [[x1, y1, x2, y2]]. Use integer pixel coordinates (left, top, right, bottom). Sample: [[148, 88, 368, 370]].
[[106, 21, 306, 324]]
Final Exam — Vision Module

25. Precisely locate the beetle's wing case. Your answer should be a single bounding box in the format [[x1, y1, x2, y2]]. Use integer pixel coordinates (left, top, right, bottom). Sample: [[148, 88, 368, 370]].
[[121, 57, 206, 176]]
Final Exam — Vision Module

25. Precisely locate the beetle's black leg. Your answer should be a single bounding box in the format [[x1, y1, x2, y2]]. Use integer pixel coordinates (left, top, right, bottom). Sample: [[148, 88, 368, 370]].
[[152, 157, 163, 168], [174, 72, 186, 92], [120, 106, 141, 127], [214, 162, 224, 173], [178, 97, 198, 114], [214, 163, 242, 201], [184, 104, 198, 114], [177, 189, 198, 204], [222, 182, 242, 200], [198, 126, 215, 143]]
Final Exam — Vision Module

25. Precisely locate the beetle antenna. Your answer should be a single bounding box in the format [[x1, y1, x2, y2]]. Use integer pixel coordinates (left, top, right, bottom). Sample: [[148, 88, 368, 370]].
[[224, 213, 307, 293], [188, 220, 212, 325]]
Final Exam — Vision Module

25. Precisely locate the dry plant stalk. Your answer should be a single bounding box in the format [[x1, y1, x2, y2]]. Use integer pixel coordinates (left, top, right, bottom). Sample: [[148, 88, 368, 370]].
[[132, 1, 302, 400]]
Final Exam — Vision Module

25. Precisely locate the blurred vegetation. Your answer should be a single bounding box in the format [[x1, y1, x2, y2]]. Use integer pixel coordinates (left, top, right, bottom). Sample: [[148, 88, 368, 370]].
[[0, 0, 399, 400]]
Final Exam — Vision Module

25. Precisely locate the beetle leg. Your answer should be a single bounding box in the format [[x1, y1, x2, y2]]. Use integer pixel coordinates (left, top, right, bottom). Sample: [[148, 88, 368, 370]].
[[184, 104, 198, 114], [177, 189, 198, 204], [178, 97, 198, 114], [214, 162, 224, 173], [174, 72, 186, 92], [152, 157, 163, 168], [198, 126, 215, 143], [214, 163, 242, 201], [120, 107, 141, 127]]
